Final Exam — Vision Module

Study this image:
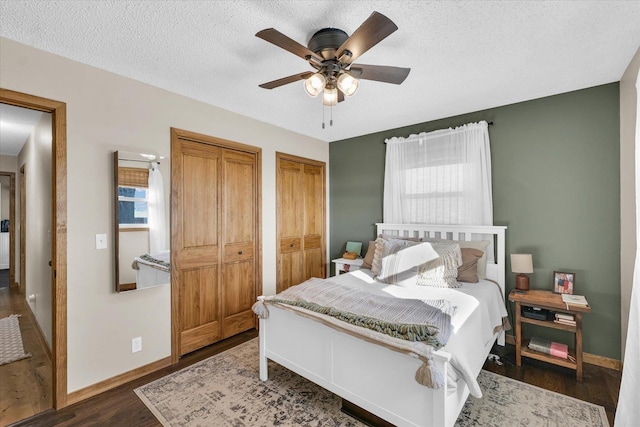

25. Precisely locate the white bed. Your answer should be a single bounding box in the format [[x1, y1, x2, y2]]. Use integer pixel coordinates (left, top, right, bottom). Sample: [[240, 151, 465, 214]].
[[258, 223, 507, 427], [132, 250, 170, 290]]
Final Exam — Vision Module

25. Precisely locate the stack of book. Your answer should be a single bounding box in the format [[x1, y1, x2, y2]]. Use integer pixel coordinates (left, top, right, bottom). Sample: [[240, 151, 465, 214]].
[[554, 312, 576, 326], [561, 293, 589, 308], [528, 336, 569, 359]]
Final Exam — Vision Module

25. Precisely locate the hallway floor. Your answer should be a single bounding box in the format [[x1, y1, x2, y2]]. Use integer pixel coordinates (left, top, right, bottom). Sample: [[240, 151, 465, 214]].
[[0, 286, 52, 426]]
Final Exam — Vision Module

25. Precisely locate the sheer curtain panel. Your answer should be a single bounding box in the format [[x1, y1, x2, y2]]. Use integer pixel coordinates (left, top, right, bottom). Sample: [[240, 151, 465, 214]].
[[616, 70, 640, 426], [384, 121, 493, 227], [148, 162, 166, 255]]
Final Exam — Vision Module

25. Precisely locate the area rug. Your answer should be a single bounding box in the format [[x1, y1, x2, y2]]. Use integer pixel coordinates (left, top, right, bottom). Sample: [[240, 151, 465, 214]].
[[135, 338, 609, 427], [0, 314, 31, 365]]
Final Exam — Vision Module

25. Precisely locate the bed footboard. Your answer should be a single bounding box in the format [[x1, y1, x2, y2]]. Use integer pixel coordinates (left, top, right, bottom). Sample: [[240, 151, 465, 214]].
[[259, 308, 470, 427]]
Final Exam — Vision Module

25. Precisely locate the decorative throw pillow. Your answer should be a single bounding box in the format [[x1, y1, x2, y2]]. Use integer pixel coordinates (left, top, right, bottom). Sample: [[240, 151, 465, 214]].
[[377, 240, 439, 287], [372, 234, 424, 274], [416, 242, 463, 288], [423, 238, 490, 279], [370, 237, 386, 276], [457, 248, 484, 283], [361, 240, 376, 269]]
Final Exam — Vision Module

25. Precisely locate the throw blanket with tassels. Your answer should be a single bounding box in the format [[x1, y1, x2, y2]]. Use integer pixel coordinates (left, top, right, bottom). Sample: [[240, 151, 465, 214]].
[[252, 277, 455, 389]]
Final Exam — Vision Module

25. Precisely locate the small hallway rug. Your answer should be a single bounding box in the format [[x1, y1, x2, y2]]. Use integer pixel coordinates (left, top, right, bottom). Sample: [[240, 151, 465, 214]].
[[0, 314, 31, 366], [135, 338, 609, 427]]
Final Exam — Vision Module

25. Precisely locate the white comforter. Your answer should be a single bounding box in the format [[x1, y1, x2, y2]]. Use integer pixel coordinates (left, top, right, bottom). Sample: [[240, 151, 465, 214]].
[[328, 269, 508, 397]]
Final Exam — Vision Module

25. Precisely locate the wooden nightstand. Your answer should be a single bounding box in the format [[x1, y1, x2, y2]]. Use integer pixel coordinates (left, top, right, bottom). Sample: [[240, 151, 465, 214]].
[[508, 289, 591, 380], [331, 258, 363, 276]]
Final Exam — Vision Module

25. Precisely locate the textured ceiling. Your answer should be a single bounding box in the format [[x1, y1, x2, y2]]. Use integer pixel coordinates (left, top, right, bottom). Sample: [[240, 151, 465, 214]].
[[1, 1, 639, 143]]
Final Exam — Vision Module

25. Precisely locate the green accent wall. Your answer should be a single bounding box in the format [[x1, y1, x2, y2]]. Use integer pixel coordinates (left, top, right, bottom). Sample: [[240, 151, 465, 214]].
[[329, 83, 621, 359]]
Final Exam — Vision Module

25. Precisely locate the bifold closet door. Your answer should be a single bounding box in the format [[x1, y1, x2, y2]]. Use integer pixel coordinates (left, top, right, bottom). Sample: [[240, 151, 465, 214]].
[[302, 163, 325, 280], [276, 153, 326, 293], [172, 128, 262, 361], [172, 138, 223, 357], [277, 158, 304, 293], [220, 149, 257, 339]]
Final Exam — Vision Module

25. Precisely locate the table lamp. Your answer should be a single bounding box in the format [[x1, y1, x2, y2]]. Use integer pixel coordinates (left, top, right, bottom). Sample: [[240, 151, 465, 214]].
[[511, 254, 533, 291]]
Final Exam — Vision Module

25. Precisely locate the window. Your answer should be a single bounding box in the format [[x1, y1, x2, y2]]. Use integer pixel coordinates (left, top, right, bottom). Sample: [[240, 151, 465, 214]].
[[383, 121, 493, 227], [118, 186, 148, 228], [118, 166, 150, 230]]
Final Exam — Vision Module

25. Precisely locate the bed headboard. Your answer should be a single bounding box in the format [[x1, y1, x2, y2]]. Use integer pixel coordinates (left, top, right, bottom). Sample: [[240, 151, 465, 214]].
[[375, 223, 508, 295]]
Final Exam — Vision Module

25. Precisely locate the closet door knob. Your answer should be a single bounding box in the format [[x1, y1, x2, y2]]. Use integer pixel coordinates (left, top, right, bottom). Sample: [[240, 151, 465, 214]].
[[290, 244, 294, 247], [238, 251, 243, 255]]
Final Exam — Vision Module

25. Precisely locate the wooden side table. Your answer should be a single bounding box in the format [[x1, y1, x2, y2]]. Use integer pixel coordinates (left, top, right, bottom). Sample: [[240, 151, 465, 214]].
[[331, 258, 363, 276], [508, 289, 591, 380]]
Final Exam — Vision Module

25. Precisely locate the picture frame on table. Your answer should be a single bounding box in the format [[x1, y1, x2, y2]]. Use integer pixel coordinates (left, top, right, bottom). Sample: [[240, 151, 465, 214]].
[[553, 271, 575, 294]]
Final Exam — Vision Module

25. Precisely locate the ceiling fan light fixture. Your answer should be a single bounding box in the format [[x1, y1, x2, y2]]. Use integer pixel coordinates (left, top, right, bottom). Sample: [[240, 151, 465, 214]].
[[337, 72, 359, 97], [322, 86, 338, 106], [304, 73, 326, 97]]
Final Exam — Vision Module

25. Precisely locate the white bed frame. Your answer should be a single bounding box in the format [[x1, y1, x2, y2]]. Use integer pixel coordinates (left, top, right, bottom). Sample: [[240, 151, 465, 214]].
[[259, 223, 507, 427]]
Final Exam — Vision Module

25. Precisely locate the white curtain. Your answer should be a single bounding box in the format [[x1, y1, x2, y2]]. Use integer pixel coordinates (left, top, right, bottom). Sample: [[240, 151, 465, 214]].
[[616, 71, 640, 426], [384, 121, 493, 226], [147, 162, 166, 255]]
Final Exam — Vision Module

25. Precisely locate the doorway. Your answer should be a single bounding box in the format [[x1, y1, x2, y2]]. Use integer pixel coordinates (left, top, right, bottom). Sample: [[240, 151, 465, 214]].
[[0, 89, 68, 422], [0, 172, 15, 290]]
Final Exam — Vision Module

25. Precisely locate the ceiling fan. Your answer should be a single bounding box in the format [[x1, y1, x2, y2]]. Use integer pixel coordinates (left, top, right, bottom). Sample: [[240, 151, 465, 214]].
[[256, 11, 411, 112]]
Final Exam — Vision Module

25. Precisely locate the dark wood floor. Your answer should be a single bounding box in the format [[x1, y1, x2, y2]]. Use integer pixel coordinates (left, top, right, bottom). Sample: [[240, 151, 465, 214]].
[[0, 286, 52, 427], [484, 343, 621, 426], [10, 330, 259, 427], [5, 282, 621, 427]]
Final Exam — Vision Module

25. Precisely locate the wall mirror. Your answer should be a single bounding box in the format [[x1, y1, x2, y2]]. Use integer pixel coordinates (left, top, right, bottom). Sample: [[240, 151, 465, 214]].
[[114, 151, 169, 292]]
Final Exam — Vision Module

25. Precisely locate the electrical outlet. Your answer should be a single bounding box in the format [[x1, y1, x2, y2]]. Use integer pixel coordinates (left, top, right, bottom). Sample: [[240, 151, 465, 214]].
[[132, 336, 142, 353]]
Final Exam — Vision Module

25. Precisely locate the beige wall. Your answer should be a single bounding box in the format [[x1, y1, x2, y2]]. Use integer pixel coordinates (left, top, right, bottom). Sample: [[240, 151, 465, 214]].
[[0, 155, 18, 174], [0, 37, 330, 393], [18, 112, 53, 349], [0, 155, 19, 283], [620, 46, 640, 359], [0, 175, 9, 220]]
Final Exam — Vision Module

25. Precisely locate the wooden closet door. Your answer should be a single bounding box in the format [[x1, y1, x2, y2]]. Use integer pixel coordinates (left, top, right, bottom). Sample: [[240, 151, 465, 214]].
[[277, 158, 304, 293], [303, 163, 325, 279], [276, 153, 326, 293], [221, 149, 257, 338], [172, 138, 222, 357]]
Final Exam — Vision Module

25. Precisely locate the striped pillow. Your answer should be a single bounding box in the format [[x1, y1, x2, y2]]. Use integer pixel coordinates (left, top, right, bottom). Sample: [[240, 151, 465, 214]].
[[416, 242, 463, 288]]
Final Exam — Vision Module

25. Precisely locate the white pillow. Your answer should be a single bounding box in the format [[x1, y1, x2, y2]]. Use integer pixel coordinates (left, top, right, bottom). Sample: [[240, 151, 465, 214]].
[[377, 240, 439, 287], [423, 238, 490, 279], [416, 242, 463, 288]]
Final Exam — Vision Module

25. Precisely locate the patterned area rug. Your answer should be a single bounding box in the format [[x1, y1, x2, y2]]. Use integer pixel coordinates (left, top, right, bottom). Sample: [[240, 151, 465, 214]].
[[135, 338, 609, 427], [0, 314, 31, 365], [459, 370, 609, 427]]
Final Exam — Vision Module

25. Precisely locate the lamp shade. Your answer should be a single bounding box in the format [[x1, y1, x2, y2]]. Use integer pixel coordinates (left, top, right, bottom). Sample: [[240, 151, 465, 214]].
[[304, 73, 326, 97], [511, 254, 533, 273], [322, 87, 338, 106], [337, 72, 359, 97]]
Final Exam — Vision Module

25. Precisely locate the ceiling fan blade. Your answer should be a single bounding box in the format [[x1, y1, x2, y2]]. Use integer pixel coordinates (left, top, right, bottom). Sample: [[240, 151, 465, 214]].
[[338, 90, 345, 103], [256, 28, 323, 62], [349, 64, 410, 85], [337, 12, 398, 65], [259, 72, 313, 89]]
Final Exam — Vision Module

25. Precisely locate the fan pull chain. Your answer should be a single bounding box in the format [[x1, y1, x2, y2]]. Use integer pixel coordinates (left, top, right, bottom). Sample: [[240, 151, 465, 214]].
[[321, 104, 335, 129]]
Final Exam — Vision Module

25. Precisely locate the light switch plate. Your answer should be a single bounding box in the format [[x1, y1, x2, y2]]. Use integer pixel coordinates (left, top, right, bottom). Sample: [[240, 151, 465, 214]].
[[132, 336, 142, 353], [96, 234, 107, 250]]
